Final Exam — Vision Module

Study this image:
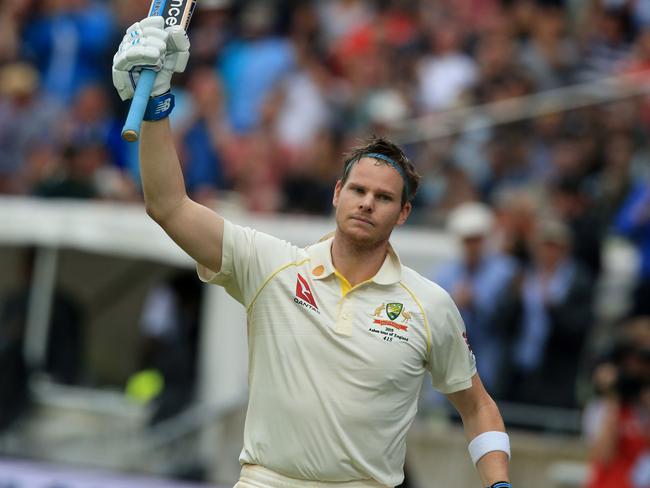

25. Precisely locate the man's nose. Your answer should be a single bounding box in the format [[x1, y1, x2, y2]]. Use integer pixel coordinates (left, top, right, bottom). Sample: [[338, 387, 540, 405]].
[[358, 195, 374, 212]]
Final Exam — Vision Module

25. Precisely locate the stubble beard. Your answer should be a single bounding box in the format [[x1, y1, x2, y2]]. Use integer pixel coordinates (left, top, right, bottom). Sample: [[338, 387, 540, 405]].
[[336, 216, 391, 253]]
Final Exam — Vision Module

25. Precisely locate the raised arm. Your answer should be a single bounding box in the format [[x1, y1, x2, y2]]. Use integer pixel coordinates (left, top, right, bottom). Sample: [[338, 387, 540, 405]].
[[140, 119, 224, 273], [446, 374, 511, 487], [112, 17, 224, 273]]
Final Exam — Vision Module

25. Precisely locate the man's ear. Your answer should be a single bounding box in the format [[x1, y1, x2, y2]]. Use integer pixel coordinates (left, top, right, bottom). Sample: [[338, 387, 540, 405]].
[[397, 201, 412, 226], [333, 180, 343, 208]]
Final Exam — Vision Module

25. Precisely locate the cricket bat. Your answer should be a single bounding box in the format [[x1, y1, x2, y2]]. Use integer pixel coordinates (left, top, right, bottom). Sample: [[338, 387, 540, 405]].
[[121, 0, 197, 142]]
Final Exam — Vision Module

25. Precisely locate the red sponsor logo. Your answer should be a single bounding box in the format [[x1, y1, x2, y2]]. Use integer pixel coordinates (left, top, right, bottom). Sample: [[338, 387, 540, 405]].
[[373, 319, 408, 331], [296, 273, 318, 310]]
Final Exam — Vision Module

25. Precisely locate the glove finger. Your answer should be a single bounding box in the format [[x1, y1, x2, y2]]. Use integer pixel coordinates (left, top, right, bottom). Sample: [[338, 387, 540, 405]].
[[139, 34, 167, 53], [125, 45, 163, 66], [125, 21, 141, 36], [115, 46, 163, 72], [113, 50, 130, 71], [112, 67, 134, 101], [165, 26, 190, 53], [139, 16, 165, 30], [166, 51, 190, 73], [142, 26, 169, 44]]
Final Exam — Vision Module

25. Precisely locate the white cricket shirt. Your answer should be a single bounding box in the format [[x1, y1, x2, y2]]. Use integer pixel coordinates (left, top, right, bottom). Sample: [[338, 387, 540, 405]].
[[197, 220, 476, 487]]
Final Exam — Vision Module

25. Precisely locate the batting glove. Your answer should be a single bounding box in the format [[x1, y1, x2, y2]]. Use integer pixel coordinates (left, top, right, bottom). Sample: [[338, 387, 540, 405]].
[[112, 16, 190, 101]]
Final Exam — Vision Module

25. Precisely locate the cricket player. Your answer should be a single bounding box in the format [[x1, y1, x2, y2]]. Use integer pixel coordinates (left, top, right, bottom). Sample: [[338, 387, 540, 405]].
[[112, 17, 512, 488]]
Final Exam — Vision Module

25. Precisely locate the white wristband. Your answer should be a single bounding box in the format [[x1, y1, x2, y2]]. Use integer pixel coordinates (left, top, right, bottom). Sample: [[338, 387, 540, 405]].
[[468, 431, 511, 465]]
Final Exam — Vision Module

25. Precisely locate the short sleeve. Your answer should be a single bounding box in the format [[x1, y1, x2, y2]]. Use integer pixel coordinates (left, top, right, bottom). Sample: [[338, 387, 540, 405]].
[[427, 291, 477, 394], [196, 219, 301, 306]]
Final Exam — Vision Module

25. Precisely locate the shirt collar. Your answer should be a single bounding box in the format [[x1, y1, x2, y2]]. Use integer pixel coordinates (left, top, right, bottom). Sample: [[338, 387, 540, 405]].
[[306, 234, 402, 285]]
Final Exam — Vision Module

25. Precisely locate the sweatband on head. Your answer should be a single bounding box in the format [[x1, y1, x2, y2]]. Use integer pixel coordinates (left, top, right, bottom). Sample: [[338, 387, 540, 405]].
[[344, 152, 411, 200], [468, 431, 511, 465]]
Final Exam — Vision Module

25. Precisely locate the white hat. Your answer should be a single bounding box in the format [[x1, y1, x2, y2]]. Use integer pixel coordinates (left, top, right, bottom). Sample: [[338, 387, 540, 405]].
[[447, 202, 494, 238]]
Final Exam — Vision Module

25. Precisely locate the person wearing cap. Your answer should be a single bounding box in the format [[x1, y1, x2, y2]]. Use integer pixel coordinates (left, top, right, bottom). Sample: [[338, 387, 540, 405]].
[[432, 202, 518, 396], [500, 218, 595, 408], [112, 18, 512, 488], [0, 62, 60, 193]]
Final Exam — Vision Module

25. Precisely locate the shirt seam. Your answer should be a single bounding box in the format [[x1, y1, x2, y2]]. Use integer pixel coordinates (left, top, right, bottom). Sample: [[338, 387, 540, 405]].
[[246, 258, 312, 313], [398, 282, 432, 356]]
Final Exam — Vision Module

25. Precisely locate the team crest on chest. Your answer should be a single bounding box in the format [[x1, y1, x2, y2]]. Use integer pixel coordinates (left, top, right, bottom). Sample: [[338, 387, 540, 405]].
[[368, 302, 411, 343], [386, 302, 403, 320]]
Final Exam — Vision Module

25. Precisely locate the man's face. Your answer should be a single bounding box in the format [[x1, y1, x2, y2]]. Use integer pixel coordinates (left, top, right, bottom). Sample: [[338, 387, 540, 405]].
[[333, 157, 411, 248], [462, 235, 485, 265], [535, 240, 568, 271]]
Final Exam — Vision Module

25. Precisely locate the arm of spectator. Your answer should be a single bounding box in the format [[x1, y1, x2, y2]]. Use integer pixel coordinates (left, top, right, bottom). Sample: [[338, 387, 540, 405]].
[[615, 183, 650, 239], [589, 397, 621, 464], [547, 266, 594, 340]]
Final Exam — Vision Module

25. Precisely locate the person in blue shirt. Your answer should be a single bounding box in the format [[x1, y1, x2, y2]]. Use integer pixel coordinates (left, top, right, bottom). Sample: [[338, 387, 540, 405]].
[[218, 2, 294, 133], [616, 180, 650, 316], [21, 0, 116, 103], [432, 202, 518, 396]]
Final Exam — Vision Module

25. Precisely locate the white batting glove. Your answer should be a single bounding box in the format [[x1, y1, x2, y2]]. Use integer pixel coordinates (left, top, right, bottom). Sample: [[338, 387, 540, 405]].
[[112, 16, 190, 101]]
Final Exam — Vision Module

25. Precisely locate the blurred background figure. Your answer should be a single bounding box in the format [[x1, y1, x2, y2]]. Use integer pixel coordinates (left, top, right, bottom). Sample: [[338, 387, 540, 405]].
[[584, 317, 650, 488], [499, 218, 595, 409], [615, 178, 650, 316], [21, 0, 117, 103], [131, 272, 202, 425], [0, 62, 60, 194], [431, 202, 518, 396], [219, 1, 294, 133]]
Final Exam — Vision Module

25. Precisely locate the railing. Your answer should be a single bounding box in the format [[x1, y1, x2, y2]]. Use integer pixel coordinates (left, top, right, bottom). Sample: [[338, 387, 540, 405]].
[[389, 73, 650, 143]]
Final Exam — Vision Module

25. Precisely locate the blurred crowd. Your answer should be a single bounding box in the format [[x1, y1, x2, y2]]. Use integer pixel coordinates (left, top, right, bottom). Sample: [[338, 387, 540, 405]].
[[2, 0, 650, 459], [0, 0, 649, 213]]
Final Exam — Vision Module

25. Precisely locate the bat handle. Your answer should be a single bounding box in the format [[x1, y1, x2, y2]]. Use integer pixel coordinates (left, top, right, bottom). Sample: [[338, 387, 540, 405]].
[[121, 69, 157, 142]]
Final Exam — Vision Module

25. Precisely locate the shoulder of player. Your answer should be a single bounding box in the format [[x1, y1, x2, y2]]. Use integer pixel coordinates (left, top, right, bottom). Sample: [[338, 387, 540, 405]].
[[226, 219, 308, 264], [399, 265, 455, 309]]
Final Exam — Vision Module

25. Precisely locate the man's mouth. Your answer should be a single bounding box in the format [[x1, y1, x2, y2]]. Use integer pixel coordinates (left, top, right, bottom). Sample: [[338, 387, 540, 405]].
[[351, 215, 374, 226]]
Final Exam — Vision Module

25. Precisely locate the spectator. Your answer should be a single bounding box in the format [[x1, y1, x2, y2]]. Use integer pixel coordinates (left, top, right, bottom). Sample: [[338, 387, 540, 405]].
[[518, 3, 579, 90], [577, 5, 633, 82], [185, 0, 234, 67], [0, 0, 33, 63], [615, 178, 650, 316], [62, 83, 132, 180], [549, 175, 607, 277], [316, 0, 375, 45], [178, 66, 231, 203], [136, 272, 202, 424], [32, 142, 104, 199], [219, 1, 295, 133], [0, 62, 61, 194], [493, 186, 540, 265], [21, 0, 117, 103], [417, 18, 478, 112], [273, 44, 333, 158], [432, 202, 518, 395], [500, 218, 595, 408], [584, 317, 650, 488]]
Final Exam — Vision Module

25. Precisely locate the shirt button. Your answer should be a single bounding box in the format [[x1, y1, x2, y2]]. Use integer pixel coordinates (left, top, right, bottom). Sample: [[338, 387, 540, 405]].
[[342, 311, 352, 320]]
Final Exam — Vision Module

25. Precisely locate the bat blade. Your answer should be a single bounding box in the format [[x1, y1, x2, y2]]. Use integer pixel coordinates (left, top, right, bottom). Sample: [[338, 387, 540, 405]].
[[121, 0, 197, 142]]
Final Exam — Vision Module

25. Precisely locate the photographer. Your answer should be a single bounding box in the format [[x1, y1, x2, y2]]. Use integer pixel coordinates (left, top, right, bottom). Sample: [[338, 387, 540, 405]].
[[585, 318, 650, 488]]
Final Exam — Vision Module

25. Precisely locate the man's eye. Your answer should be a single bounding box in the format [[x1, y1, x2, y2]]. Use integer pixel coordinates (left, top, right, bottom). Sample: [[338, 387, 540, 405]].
[[379, 195, 392, 201]]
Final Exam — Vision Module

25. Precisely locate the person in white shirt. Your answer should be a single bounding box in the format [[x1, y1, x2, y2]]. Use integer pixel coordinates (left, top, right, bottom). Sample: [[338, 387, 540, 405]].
[[111, 16, 512, 488]]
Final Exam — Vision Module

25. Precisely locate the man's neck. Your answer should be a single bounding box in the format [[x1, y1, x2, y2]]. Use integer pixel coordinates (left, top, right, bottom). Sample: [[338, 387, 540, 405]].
[[331, 231, 389, 287]]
